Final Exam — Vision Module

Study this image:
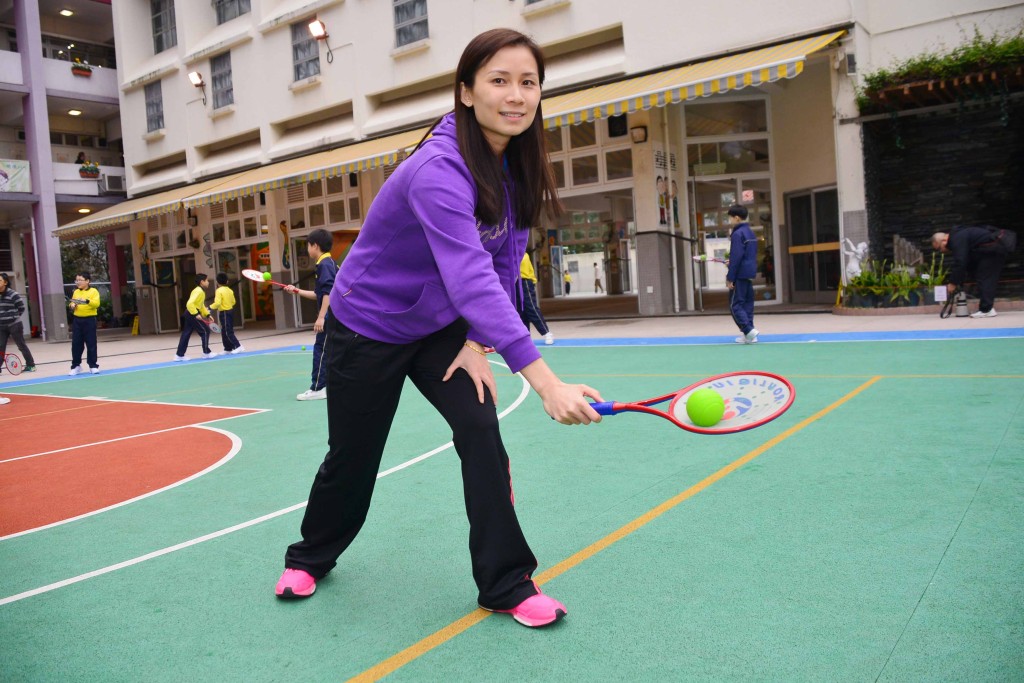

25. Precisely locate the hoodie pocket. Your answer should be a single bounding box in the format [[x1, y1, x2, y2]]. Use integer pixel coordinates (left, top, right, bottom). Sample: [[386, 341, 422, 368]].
[[378, 282, 454, 338]]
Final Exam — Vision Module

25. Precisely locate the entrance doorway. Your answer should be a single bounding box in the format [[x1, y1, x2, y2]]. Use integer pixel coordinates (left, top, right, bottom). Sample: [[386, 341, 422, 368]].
[[785, 187, 840, 304]]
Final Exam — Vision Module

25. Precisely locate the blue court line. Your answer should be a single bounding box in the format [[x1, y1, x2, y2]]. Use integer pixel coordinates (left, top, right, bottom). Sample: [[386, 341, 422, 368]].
[[0, 347, 305, 389], [545, 327, 1024, 348], [3, 329, 1021, 390]]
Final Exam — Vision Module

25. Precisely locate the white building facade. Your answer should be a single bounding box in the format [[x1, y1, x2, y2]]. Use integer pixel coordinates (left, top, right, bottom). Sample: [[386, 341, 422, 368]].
[[0, 0, 126, 342], [56, 0, 1024, 336]]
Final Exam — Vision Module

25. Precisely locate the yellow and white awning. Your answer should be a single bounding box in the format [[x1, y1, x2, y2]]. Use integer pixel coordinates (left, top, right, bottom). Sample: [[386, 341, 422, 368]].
[[185, 127, 428, 208], [54, 171, 251, 239], [542, 31, 844, 129]]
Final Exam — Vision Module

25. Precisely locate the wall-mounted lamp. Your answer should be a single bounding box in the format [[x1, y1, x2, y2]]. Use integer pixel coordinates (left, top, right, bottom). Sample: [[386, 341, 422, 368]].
[[188, 71, 207, 105], [630, 126, 648, 143], [308, 19, 334, 64]]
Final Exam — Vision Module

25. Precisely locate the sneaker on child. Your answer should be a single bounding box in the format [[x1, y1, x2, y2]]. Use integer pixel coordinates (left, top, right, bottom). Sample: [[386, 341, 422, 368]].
[[296, 388, 327, 401], [969, 309, 997, 318], [275, 568, 316, 599], [480, 585, 567, 628]]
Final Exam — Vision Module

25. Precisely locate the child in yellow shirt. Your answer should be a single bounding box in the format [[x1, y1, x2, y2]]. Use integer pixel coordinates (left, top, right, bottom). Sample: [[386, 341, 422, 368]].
[[210, 273, 244, 354], [174, 274, 217, 361]]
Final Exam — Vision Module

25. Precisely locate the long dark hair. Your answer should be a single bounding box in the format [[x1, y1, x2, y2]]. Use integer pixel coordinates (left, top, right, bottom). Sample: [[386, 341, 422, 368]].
[[416, 29, 562, 229]]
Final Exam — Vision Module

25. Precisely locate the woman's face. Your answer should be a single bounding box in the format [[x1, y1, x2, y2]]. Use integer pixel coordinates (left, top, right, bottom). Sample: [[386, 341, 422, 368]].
[[460, 45, 541, 155]]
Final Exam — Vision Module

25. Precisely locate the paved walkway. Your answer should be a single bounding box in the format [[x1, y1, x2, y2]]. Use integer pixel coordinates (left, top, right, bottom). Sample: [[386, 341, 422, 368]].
[[3, 309, 1021, 384]]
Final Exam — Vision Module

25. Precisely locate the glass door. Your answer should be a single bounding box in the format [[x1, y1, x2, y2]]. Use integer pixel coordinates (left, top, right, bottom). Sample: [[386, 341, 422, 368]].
[[153, 258, 180, 333], [291, 237, 319, 326], [786, 187, 840, 304], [214, 248, 246, 329]]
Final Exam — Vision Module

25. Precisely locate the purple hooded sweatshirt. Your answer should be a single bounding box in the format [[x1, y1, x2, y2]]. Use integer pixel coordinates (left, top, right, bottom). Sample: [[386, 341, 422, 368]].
[[329, 113, 541, 374]]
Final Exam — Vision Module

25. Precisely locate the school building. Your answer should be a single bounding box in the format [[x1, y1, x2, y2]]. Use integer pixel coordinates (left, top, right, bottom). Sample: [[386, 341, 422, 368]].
[[7, 0, 1023, 339]]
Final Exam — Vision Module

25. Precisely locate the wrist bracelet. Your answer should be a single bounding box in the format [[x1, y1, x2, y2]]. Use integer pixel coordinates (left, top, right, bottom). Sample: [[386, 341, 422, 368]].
[[464, 341, 486, 356]]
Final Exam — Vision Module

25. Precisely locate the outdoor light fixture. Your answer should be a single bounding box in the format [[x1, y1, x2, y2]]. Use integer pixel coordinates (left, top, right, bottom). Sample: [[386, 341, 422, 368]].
[[60, 9, 74, 17], [78, 208, 91, 214], [308, 19, 327, 39], [188, 71, 207, 105], [308, 19, 335, 64], [630, 126, 648, 143], [68, 109, 82, 116]]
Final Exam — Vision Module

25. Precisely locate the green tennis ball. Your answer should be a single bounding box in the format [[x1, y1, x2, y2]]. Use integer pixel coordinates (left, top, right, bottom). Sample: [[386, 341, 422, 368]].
[[700, 254, 707, 261], [262, 271, 272, 281], [686, 388, 725, 427], [301, 345, 306, 350]]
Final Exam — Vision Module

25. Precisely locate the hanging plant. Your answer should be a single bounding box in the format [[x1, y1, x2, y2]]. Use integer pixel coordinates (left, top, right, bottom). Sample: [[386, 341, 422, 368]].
[[71, 59, 93, 77]]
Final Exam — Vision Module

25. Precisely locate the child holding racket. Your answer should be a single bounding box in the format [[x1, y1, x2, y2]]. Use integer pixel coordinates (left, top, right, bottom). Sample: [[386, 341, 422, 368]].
[[276, 28, 603, 628], [0, 273, 36, 373], [210, 273, 243, 354], [283, 229, 337, 400], [173, 274, 217, 361]]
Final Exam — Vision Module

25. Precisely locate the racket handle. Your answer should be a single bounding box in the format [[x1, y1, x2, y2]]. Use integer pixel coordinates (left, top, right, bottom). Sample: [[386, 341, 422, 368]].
[[589, 401, 617, 416]]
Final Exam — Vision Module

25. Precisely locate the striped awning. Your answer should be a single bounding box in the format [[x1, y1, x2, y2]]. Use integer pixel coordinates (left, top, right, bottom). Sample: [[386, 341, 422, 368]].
[[184, 128, 428, 208], [542, 31, 845, 129], [54, 171, 250, 239]]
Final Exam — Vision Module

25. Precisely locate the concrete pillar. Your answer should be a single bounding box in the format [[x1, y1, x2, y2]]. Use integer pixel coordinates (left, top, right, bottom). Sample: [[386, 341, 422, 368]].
[[106, 233, 123, 320], [16, 1, 68, 341]]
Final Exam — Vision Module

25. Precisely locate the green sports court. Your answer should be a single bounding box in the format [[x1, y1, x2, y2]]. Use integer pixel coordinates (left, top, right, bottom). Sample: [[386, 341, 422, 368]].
[[1, 319, 1022, 682]]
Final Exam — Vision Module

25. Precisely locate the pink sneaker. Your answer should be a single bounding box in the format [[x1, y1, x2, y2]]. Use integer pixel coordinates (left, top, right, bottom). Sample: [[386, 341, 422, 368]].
[[275, 568, 316, 599], [482, 588, 567, 627]]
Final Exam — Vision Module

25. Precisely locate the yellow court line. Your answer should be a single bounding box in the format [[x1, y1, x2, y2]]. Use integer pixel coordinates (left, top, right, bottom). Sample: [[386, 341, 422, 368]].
[[347, 375, 883, 683]]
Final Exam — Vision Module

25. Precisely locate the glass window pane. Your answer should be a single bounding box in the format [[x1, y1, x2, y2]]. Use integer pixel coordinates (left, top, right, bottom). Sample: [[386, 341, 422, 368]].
[[815, 189, 840, 243], [175, 230, 186, 248], [309, 203, 325, 227], [569, 122, 596, 149], [161, 233, 171, 251], [225, 198, 239, 214], [213, 223, 225, 242], [789, 195, 813, 246], [326, 175, 345, 195], [244, 216, 257, 237], [306, 180, 323, 198], [544, 127, 563, 153], [687, 143, 725, 176], [685, 100, 767, 137], [348, 197, 361, 221], [289, 207, 305, 229], [328, 199, 346, 223], [817, 250, 841, 291], [571, 155, 599, 186], [793, 252, 815, 291], [719, 139, 770, 174], [149, 235, 160, 253], [550, 159, 565, 188], [241, 194, 255, 212], [228, 220, 241, 240], [605, 148, 632, 180]]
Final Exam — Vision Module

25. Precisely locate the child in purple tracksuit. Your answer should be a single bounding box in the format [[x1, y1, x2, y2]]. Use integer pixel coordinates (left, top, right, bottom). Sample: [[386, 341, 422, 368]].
[[276, 28, 603, 628]]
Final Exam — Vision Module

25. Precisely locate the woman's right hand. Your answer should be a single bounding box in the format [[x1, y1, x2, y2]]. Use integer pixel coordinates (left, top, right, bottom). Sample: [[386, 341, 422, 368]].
[[520, 358, 602, 425]]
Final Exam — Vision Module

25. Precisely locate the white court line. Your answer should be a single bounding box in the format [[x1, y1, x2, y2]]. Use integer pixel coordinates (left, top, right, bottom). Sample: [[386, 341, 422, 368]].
[[0, 411, 267, 465], [0, 363, 530, 607]]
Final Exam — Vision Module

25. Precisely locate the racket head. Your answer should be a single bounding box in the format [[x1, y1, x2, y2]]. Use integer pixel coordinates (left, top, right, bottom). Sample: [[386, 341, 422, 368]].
[[241, 269, 268, 283], [666, 371, 794, 434], [208, 322, 222, 333], [5, 353, 23, 375]]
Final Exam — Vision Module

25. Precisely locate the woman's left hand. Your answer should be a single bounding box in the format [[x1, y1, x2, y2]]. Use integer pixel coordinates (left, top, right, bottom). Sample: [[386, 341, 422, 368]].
[[443, 344, 497, 404]]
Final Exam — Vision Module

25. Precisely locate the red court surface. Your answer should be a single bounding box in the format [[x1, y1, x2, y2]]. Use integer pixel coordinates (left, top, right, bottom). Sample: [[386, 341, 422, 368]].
[[0, 394, 260, 536]]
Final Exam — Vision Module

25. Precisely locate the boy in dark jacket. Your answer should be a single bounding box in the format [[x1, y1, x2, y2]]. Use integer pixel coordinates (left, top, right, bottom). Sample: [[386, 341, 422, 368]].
[[725, 205, 759, 343]]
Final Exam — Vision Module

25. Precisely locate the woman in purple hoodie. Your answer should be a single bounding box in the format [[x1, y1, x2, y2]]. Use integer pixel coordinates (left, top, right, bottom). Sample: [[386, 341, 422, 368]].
[[275, 29, 603, 628]]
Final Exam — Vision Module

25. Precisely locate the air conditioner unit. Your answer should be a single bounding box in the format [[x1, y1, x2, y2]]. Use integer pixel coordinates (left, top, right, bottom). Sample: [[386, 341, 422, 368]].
[[99, 174, 126, 194]]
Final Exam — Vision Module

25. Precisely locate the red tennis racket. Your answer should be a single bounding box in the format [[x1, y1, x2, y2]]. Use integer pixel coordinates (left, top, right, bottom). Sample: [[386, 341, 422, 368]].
[[242, 268, 290, 288], [590, 371, 794, 434], [2, 352, 23, 375]]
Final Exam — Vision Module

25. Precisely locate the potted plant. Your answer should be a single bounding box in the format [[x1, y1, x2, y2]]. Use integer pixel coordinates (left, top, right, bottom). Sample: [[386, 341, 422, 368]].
[[918, 253, 948, 305], [845, 259, 889, 307], [79, 160, 100, 178], [71, 59, 93, 77]]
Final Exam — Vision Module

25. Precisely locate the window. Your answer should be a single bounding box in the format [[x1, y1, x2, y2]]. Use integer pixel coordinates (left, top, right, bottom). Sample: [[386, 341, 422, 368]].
[[0, 231, 11, 272], [393, 0, 428, 48], [214, 0, 251, 25], [151, 0, 177, 54], [211, 53, 234, 109], [145, 82, 164, 132], [291, 20, 320, 81]]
